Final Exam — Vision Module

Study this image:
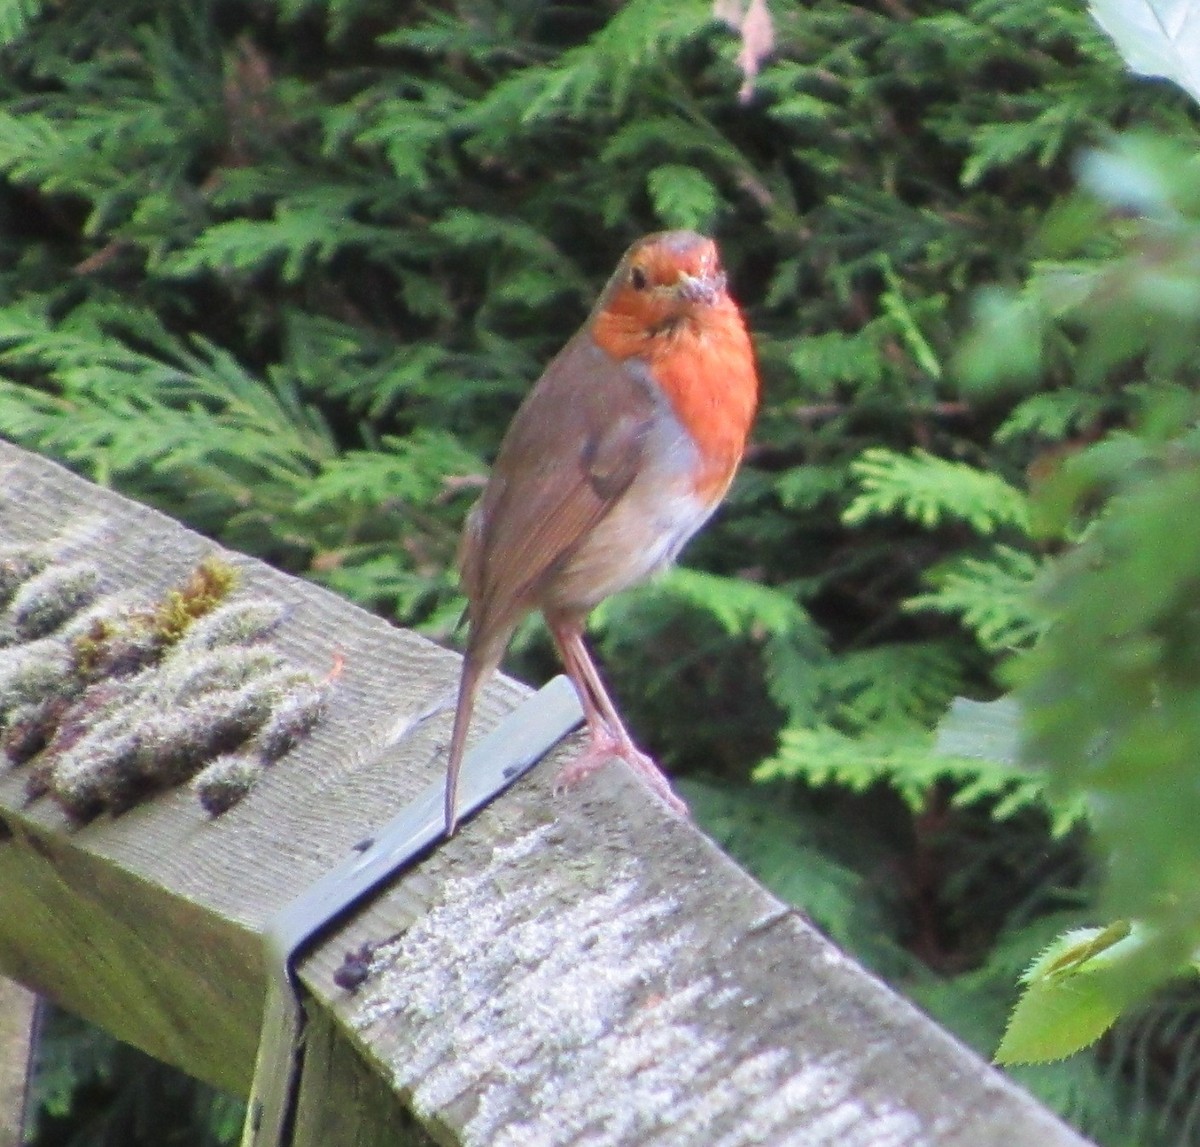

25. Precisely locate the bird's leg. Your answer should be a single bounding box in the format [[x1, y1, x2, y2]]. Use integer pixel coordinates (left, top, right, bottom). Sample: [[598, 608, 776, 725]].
[[549, 620, 688, 816], [550, 625, 617, 742]]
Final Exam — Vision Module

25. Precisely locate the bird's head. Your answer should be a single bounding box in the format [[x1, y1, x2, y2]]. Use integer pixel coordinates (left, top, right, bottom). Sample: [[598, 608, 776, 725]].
[[592, 231, 735, 343], [589, 229, 758, 491]]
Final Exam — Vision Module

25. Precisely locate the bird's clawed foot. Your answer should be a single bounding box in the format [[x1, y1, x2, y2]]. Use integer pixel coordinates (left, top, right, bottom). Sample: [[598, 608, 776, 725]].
[[554, 722, 689, 817]]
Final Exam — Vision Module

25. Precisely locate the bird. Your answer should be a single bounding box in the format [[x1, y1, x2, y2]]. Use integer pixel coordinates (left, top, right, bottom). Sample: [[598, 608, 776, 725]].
[[443, 230, 758, 835]]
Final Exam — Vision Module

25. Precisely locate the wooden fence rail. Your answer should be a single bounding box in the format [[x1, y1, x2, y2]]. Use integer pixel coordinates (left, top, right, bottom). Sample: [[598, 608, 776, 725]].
[[0, 438, 1089, 1146], [0, 978, 35, 1145]]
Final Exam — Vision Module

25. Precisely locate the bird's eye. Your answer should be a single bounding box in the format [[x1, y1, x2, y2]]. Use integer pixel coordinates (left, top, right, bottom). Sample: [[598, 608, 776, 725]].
[[629, 266, 648, 290]]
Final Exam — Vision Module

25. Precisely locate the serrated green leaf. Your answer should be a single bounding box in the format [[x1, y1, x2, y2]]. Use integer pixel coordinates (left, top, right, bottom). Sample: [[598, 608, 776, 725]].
[[996, 923, 1149, 1064], [1023, 922, 1135, 983], [996, 971, 1127, 1065]]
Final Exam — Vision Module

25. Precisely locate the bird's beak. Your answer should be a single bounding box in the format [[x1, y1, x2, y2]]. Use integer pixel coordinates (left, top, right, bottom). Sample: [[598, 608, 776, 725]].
[[675, 269, 726, 306]]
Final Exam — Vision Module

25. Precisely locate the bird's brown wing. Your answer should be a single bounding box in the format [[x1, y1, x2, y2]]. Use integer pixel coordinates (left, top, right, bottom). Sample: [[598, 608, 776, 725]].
[[460, 330, 658, 649]]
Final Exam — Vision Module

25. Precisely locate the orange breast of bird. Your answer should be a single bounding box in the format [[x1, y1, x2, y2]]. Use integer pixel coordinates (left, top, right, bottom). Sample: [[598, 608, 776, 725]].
[[543, 251, 757, 611], [590, 278, 758, 505]]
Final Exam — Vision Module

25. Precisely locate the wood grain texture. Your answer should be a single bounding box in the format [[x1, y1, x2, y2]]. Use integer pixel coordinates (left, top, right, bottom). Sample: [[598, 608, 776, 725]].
[[291, 1001, 436, 1147], [302, 767, 1091, 1147], [0, 978, 35, 1146], [0, 441, 1092, 1145]]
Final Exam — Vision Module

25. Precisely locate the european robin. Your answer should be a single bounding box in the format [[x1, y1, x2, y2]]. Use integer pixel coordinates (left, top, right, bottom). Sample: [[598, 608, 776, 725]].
[[444, 230, 758, 834]]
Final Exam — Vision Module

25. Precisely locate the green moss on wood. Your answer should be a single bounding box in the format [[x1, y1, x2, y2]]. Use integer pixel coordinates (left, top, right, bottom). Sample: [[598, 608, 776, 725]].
[[0, 543, 329, 818]]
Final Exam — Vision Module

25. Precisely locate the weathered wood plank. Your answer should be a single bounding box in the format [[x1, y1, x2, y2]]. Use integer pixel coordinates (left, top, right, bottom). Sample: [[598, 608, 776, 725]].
[[0, 440, 1091, 1145], [300, 769, 1088, 1147], [290, 1000, 436, 1147], [0, 439, 526, 1092], [0, 978, 36, 1146]]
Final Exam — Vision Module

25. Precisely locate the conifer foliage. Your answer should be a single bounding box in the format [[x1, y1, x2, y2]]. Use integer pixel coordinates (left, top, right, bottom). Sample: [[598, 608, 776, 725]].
[[2, 0, 1200, 1143]]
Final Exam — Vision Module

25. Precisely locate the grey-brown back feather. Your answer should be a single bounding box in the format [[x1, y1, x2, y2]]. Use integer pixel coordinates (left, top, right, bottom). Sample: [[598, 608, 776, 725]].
[[459, 329, 658, 657]]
